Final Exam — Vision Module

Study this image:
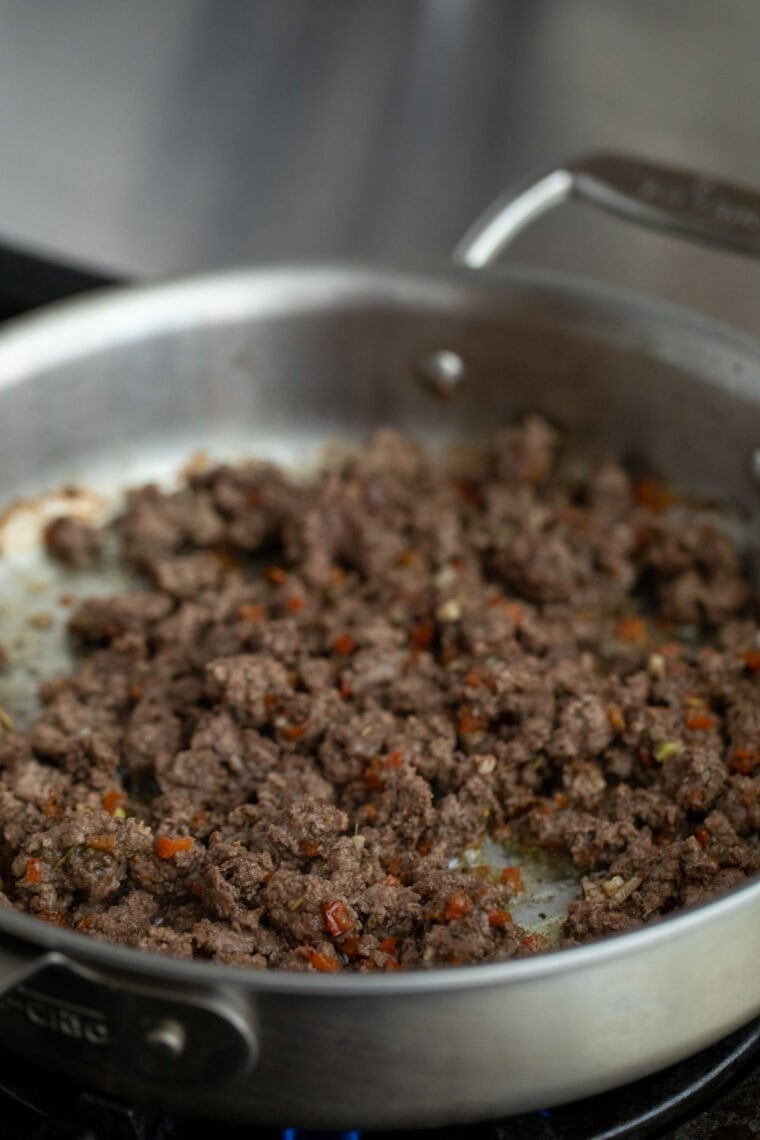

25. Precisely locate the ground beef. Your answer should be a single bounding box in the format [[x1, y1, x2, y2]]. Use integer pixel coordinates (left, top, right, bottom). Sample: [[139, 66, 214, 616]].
[[43, 516, 103, 569], [1, 418, 759, 972]]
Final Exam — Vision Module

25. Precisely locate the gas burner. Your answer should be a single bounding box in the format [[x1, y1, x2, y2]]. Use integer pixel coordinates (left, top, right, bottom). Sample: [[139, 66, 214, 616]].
[[1, 1019, 759, 1139]]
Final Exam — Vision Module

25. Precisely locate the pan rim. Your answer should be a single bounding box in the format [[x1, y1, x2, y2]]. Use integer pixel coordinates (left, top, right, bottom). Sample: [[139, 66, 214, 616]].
[[0, 258, 759, 395]]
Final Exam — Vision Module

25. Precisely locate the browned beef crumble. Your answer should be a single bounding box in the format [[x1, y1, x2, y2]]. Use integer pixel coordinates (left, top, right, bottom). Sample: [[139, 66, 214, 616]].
[[43, 515, 103, 569], [1, 418, 759, 972]]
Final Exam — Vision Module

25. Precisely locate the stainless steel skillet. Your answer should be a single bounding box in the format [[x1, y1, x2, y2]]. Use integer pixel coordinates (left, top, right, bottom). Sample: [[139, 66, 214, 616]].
[[0, 154, 760, 1130]]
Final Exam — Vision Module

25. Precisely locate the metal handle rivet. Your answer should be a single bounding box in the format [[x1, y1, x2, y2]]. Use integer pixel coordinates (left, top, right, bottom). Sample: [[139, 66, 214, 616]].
[[751, 448, 760, 485], [417, 349, 466, 398], [145, 1018, 187, 1059]]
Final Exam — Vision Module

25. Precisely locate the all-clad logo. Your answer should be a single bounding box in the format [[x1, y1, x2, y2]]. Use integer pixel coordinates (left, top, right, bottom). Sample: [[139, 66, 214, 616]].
[[638, 174, 760, 232], [5, 985, 110, 1045]]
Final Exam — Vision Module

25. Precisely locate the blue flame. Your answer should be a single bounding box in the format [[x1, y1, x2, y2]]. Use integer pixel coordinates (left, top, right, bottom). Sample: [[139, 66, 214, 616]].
[[282, 1130, 360, 1140]]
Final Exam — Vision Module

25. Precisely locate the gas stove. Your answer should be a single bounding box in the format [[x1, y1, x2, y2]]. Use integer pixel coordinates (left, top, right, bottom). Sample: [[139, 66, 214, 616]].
[[1, 1018, 758, 1139]]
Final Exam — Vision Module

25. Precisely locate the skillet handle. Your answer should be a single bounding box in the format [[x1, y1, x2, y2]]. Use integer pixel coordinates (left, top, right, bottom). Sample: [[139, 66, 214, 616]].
[[0, 947, 255, 1093], [453, 152, 760, 268]]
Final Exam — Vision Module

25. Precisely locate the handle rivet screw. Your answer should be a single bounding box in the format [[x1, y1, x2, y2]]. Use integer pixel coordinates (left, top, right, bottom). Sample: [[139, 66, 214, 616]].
[[145, 1018, 186, 1058], [417, 349, 466, 398]]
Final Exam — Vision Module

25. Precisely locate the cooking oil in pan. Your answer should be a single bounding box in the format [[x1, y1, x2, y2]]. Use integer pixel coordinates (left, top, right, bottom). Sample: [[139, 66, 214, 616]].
[[0, 486, 133, 727], [452, 836, 580, 943]]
